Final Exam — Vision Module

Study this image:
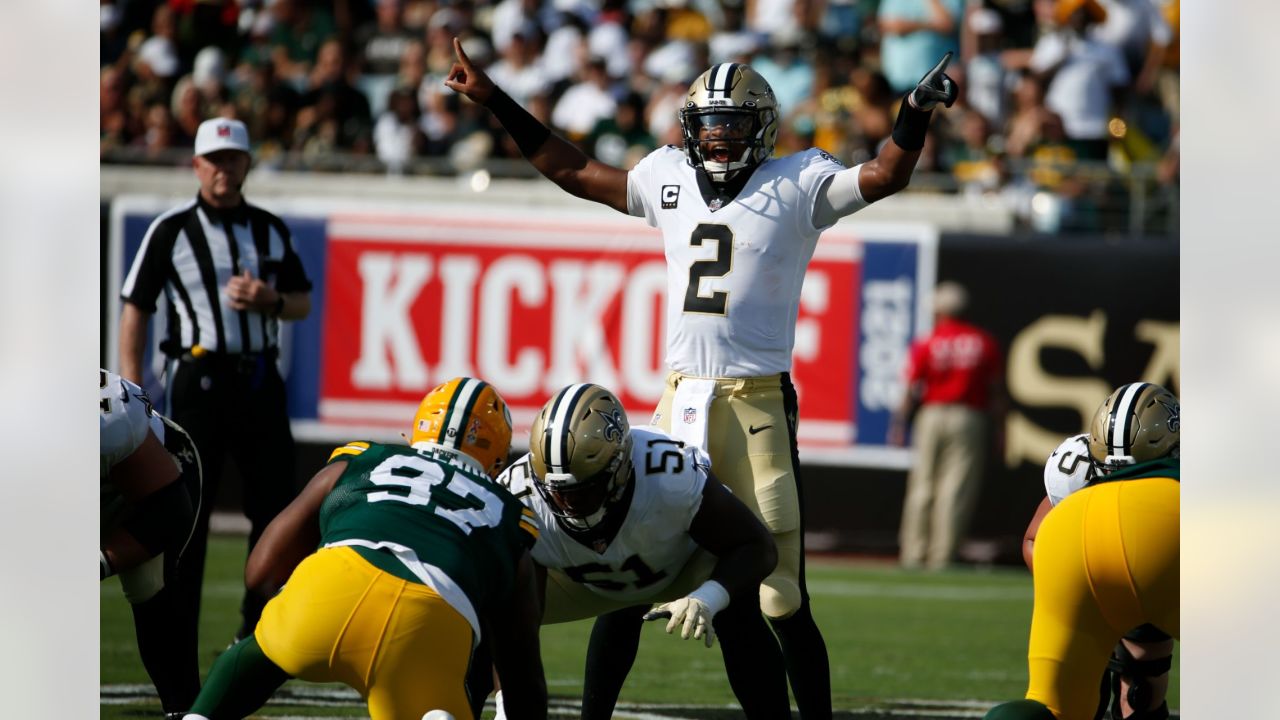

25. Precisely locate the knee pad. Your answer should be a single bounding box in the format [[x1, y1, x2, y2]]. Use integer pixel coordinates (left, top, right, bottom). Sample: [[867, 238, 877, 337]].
[[118, 553, 165, 604], [1107, 641, 1173, 720], [759, 575, 801, 619]]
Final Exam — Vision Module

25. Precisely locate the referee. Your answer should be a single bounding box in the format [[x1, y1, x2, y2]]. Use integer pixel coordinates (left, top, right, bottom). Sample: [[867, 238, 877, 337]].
[[119, 118, 313, 645]]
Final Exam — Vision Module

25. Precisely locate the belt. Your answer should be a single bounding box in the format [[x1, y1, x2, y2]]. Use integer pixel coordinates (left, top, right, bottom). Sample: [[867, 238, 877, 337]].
[[174, 346, 279, 374]]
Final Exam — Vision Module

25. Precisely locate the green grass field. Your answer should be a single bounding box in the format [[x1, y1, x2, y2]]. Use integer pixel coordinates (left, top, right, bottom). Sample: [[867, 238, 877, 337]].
[[101, 533, 1179, 718]]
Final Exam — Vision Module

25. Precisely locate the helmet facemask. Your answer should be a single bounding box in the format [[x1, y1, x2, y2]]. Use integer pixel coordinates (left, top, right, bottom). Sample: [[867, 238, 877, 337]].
[[534, 442, 633, 531], [679, 63, 780, 185], [680, 107, 772, 183]]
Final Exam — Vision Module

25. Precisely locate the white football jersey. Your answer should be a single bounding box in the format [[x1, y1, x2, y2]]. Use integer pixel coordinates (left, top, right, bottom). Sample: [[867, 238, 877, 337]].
[[626, 145, 861, 377], [1043, 433, 1095, 506], [100, 369, 156, 480], [496, 425, 709, 603]]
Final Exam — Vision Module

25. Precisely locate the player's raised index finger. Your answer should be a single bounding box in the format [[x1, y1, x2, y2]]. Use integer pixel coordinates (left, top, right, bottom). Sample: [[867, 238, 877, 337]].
[[935, 51, 952, 73], [453, 37, 472, 68]]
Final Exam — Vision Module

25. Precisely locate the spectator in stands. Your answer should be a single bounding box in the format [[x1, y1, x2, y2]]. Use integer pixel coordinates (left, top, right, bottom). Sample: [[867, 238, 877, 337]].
[[357, 0, 418, 75], [963, 7, 1013, 129], [102, 65, 130, 157], [584, 90, 657, 167], [192, 46, 231, 116], [877, 0, 963, 94], [946, 110, 1004, 196], [297, 39, 373, 153], [551, 55, 618, 142], [889, 281, 1004, 571], [752, 29, 816, 115], [265, 0, 338, 83], [487, 23, 553, 107], [374, 86, 426, 173], [1028, 0, 1128, 161]]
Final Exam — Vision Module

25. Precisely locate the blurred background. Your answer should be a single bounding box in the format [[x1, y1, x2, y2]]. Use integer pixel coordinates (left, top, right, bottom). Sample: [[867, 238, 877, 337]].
[[99, 0, 1180, 236]]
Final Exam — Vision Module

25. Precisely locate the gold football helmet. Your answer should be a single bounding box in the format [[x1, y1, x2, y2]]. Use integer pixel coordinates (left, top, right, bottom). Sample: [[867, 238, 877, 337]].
[[529, 383, 634, 531], [411, 377, 513, 478], [679, 63, 780, 183], [1088, 382, 1180, 471]]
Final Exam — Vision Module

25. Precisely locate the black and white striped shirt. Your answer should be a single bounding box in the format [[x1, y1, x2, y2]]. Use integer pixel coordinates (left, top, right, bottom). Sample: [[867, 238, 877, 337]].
[[121, 195, 312, 355]]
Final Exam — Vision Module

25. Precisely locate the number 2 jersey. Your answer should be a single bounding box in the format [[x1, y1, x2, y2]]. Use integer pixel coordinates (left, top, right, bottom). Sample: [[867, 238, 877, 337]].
[[626, 145, 864, 378], [319, 442, 538, 642], [496, 425, 709, 603]]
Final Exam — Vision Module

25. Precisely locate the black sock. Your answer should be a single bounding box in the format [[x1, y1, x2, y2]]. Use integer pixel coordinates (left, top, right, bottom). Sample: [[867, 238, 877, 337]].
[[189, 635, 291, 719], [131, 586, 202, 713], [769, 600, 832, 719], [465, 640, 494, 719], [581, 605, 648, 720], [714, 601, 793, 718]]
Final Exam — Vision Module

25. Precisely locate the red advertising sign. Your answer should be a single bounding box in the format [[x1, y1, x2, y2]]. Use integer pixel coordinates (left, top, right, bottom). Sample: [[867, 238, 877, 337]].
[[319, 209, 864, 449]]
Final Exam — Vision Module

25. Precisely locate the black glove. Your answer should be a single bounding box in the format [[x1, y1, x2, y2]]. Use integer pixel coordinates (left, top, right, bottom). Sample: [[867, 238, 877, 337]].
[[909, 52, 959, 111]]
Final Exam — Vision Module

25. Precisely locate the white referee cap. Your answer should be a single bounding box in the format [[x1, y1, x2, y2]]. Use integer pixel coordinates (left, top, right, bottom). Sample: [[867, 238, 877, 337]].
[[194, 118, 251, 157]]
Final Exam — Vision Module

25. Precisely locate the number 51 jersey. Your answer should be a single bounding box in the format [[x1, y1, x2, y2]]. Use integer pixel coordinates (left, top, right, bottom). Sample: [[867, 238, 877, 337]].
[[626, 145, 859, 378], [497, 425, 710, 603]]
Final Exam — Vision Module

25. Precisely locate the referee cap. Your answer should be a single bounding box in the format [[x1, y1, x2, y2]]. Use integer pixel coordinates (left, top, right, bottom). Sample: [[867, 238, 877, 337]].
[[194, 118, 250, 157]]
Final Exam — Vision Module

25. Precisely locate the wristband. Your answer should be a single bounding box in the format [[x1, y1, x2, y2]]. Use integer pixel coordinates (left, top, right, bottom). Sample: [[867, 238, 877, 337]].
[[688, 580, 731, 614], [891, 95, 933, 152], [485, 88, 551, 158], [100, 551, 114, 580]]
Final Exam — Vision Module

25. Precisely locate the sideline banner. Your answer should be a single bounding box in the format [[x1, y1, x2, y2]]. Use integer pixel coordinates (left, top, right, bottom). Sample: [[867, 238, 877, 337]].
[[108, 196, 936, 468]]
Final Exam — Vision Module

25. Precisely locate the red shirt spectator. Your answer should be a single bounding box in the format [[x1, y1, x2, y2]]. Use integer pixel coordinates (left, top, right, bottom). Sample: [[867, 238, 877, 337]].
[[904, 316, 1002, 409]]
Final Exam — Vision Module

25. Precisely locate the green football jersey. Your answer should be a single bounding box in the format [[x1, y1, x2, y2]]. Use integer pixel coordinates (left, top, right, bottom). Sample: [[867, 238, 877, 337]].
[[319, 441, 537, 618]]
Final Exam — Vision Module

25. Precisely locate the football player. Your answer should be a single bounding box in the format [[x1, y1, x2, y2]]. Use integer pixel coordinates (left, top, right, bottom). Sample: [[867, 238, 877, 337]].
[[101, 369, 201, 718], [446, 40, 958, 718], [475, 383, 781, 719], [182, 378, 548, 720], [988, 383, 1180, 720]]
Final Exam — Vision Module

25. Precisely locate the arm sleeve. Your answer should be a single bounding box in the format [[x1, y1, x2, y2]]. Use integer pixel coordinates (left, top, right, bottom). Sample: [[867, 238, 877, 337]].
[[812, 163, 868, 229]]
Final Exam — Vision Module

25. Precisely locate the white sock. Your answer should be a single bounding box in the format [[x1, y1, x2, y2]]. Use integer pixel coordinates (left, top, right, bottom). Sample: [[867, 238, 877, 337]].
[[493, 689, 508, 720]]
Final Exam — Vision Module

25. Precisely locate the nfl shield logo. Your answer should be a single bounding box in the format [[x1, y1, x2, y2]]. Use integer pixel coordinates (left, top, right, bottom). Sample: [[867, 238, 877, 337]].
[[682, 407, 697, 424], [708, 197, 724, 211], [217, 124, 231, 137]]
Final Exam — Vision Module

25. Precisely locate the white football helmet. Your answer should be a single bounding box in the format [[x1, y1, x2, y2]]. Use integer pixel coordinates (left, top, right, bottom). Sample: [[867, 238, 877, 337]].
[[679, 63, 780, 183], [529, 383, 634, 531]]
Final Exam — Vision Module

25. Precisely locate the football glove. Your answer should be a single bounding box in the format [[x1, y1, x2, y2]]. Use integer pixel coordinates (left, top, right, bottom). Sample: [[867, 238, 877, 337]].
[[909, 52, 959, 111], [643, 580, 730, 648]]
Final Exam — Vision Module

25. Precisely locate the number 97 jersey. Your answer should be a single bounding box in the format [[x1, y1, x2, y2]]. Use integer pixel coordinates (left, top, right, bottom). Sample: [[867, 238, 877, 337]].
[[497, 425, 710, 603]]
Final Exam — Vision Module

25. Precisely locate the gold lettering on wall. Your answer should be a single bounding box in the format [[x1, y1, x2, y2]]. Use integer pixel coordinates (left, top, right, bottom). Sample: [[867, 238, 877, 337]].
[[1005, 311, 1112, 468]]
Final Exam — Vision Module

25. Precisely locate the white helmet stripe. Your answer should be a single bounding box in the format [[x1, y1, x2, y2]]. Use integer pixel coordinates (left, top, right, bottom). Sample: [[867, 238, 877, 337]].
[[1108, 382, 1151, 457], [547, 383, 590, 473], [442, 378, 484, 449], [708, 63, 734, 98]]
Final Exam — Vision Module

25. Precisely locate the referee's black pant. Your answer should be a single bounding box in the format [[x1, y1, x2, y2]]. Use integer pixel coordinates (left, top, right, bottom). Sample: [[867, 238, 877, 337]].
[[166, 352, 299, 643]]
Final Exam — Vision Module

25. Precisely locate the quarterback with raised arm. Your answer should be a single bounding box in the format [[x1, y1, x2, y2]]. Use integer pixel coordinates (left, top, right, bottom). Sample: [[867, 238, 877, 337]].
[[446, 39, 957, 718]]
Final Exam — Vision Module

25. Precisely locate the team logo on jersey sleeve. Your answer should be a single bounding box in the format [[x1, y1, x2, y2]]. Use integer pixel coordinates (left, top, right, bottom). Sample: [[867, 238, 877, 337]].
[[661, 185, 680, 209]]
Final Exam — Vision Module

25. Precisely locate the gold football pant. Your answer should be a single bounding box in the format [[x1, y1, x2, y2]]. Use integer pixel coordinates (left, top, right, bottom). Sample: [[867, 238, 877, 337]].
[[655, 371, 804, 619], [1025, 478, 1179, 720], [255, 546, 475, 720]]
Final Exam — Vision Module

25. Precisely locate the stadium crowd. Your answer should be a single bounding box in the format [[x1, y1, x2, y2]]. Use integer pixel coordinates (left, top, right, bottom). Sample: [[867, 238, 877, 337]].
[[100, 0, 1179, 233]]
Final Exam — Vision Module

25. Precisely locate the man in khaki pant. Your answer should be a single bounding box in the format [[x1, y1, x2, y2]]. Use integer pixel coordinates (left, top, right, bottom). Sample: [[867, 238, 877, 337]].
[[889, 282, 1004, 570]]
